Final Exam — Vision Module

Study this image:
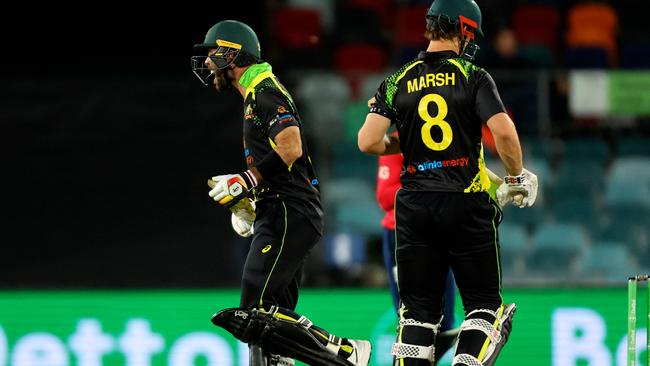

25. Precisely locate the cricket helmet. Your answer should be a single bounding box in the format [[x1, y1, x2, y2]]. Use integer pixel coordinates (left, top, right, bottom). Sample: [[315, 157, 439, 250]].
[[192, 20, 261, 85]]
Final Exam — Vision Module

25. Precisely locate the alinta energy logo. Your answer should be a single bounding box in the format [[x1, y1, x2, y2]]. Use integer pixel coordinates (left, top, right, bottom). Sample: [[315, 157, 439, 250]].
[[408, 157, 470, 173]]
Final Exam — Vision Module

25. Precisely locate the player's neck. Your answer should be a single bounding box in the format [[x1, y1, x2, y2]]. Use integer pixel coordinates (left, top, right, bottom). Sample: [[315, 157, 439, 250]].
[[426, 39, 460, 55], [233, 66, 249, 98]]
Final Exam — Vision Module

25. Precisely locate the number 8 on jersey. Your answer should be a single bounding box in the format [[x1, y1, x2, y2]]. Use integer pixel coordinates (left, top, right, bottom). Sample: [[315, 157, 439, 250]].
[[419, 93, 452, 151]]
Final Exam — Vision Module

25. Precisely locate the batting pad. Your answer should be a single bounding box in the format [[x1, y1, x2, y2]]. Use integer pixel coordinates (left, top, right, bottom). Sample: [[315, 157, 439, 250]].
[[211, 308, 354, 366]]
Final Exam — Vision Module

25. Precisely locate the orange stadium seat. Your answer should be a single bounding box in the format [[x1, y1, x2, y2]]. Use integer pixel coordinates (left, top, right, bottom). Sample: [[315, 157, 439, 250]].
[[566, 3, 619, 64]]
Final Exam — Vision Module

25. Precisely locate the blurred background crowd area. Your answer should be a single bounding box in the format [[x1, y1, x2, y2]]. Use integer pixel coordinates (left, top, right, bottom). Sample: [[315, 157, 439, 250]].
[[261, 0, 650, 287], [1, 0, 649, 289]]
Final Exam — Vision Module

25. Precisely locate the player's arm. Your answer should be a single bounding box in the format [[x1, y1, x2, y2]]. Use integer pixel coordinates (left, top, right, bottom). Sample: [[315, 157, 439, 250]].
[[358, 94, 401, 155], [248, 125, 301, 183], [486, 113, 522, 176], [477, 70, 537, 207], [208, 89, 300, 207], [358, 113, 401, 155]]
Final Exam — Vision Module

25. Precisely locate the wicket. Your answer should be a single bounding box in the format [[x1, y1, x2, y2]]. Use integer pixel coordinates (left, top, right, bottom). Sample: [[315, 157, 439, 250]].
[[628, 274, 650, 366]]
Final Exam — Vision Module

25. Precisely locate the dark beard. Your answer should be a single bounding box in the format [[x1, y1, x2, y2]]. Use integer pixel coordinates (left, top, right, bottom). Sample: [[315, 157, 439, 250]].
[[213, 69, 233, 92]]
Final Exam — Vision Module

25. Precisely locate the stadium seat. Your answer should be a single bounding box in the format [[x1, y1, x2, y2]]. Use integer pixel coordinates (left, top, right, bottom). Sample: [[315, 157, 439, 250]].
[[603, 182, 650, 244], [608, 157, 650, 186], [605, 180, 650, 208], [550, 197, 601, 230], [394, 6, 430, 47], [566, 3, 619, 64], [512, 4, 560, 50], [580, 242, 634, 281], [529, 223, 589, 272], [272, 8, 323, 49], [545, 158, 604, 204], [597, 217, 648, 258]]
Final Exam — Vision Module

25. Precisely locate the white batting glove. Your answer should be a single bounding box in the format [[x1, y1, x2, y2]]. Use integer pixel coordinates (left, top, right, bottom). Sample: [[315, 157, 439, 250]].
[[498, 168, 538, 208], [231, 212, 254, 237], [208, 171, 257, 207]]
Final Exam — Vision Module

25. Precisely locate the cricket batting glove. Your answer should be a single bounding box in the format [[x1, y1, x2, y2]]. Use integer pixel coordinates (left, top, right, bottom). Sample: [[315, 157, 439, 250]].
[[497, 168, 538, 208], [208, 170, 258, 207], [230, 199, 256, 238]]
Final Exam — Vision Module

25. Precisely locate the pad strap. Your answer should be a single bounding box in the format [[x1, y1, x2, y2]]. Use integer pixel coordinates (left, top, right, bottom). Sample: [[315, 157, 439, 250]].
[[391, 342, 435, 361], [460, 318, 501, 344], [453, 353, 483, 366]]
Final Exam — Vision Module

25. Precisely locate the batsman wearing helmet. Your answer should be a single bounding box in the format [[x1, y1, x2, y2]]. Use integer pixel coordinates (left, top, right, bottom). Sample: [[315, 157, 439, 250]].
[[358, 0, 538, 365], [192, 20, 371, 366]]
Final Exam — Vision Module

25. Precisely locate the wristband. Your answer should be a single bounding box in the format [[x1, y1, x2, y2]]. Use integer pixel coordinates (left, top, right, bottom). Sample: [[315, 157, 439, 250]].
[[239, 170, 258, 189], [255, 149, 288, 180]]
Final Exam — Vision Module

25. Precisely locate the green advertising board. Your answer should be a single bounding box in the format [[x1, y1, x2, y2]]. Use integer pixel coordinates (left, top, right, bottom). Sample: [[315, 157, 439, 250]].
[[0, 288, 644, 366]]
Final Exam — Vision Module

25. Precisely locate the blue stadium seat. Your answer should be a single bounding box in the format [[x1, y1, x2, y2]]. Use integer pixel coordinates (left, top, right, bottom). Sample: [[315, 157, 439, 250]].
[[579, 242, 634, 281], [608, 157, 650, 185], [550, 197, 602, 230], [529, 223, 589, 272], [546, 158, 605, 203]]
